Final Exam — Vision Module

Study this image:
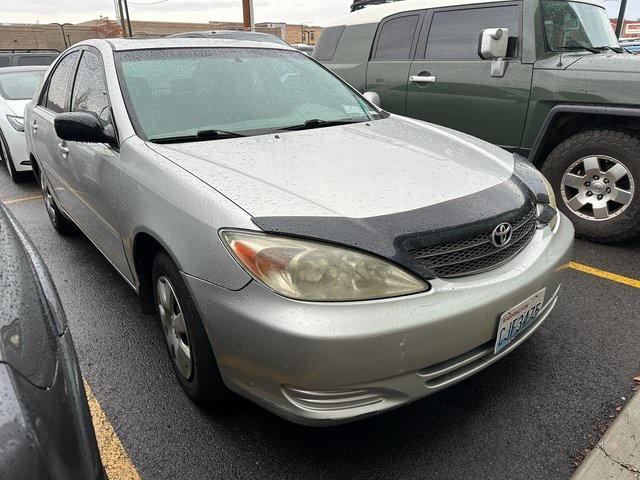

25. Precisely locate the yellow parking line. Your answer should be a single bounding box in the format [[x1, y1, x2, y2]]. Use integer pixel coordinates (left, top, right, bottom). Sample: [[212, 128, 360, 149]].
[[3, 194, 42, 205], [569, 261, 640, 289], [83, 380, 141, 480]]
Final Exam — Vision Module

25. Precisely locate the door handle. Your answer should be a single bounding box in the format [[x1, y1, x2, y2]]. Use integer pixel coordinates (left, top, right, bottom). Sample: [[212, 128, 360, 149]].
[[58, 142, 69, 158], [409, 75, 437, 84], [31, 120, 37, 132]]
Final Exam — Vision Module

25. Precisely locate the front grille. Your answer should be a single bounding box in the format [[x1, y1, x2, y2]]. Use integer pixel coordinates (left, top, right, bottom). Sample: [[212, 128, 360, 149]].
[[408, 207, 537, 278]]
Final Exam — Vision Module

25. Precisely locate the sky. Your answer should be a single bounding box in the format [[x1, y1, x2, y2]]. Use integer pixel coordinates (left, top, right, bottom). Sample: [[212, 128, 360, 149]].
[[2, 0, 640, 27]]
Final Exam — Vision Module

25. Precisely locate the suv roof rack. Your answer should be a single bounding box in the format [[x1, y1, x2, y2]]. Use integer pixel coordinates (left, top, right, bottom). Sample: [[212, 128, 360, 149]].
[[351, 0, 400, 12], [0, 48, 61, 53]]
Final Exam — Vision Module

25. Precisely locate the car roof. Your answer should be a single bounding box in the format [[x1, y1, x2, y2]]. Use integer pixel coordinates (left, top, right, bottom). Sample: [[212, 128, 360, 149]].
[[168, 30, 288, 44], [327, 0, 606, 26], [0, 65, 49, 73], [102, 37, 295, 52]]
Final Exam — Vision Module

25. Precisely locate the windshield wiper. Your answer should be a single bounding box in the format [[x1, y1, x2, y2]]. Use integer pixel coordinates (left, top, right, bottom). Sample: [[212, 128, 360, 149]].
[[594, 45, 624, 53], [280, 118, 365, 131], [150, 129, 246, 144], [561, 41, 600, 54]]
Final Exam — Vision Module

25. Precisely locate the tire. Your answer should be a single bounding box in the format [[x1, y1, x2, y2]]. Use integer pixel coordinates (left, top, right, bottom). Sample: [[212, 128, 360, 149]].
[[40, 172, 76, 235], [152, 251, 226, 406], [541, 129, 640, 243], [0, 131, 30, 183]]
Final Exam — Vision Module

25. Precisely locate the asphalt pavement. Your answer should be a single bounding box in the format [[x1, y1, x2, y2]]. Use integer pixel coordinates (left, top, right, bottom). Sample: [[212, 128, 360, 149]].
[[1, 169, 639, 480]]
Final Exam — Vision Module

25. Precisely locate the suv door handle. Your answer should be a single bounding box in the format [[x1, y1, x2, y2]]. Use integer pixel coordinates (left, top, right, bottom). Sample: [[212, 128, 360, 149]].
[[58, 142, 69, 158], [409, 75, 437, 84]]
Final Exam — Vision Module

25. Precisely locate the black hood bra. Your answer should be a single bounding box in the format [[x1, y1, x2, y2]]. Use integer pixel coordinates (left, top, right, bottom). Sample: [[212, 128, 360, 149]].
[[252, 155, 551, 280]]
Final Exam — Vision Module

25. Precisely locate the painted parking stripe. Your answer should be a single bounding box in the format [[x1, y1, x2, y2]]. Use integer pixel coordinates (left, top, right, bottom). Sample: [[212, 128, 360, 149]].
[[569, 261, 640, 289], [84, 380, 141, 480], [2, 194, 42, 205]]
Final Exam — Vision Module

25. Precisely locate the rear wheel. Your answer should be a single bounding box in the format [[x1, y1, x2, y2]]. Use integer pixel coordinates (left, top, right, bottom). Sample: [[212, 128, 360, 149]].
[[542, 129, 640, 243], [152, 251, 226, 406], [40, 173, 76, 235]]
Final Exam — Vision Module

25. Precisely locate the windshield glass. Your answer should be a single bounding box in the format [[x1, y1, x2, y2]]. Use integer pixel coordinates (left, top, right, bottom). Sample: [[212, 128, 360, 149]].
[[115, 48, 378, 141], [0, 70, 45, 100], [541, 1, 620, 51]]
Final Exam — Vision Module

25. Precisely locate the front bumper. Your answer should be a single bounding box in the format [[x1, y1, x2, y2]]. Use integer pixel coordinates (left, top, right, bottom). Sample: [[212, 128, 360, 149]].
[[1, 123, 31, 172], [185, 214, 574, 425]]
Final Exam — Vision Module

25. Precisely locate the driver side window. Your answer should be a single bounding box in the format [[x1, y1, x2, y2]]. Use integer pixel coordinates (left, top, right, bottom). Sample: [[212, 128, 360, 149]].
[[71, 50, 111, 125]]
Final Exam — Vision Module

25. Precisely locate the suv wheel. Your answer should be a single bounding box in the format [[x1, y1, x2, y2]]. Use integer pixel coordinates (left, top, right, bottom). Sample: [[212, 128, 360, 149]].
[[152, 251, 226, 406], [542, 130, 640, 243], [40, 174, 76, 234]]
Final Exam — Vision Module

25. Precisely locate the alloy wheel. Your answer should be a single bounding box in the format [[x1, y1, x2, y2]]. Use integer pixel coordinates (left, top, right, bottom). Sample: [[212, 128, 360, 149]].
[[41, 177, 57, 223], [560, 155, 635, 221], [156, 276, 193, 380]]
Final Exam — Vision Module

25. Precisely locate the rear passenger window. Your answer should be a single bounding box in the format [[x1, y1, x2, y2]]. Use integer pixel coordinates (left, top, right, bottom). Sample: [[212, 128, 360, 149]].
[[313, 26, 346, 61], [425, 5, 520, 60], [44, 51, 80, 113], [0, 57, 10, 68], [17, 55, 56, 66], [374, 15, 420, 60]]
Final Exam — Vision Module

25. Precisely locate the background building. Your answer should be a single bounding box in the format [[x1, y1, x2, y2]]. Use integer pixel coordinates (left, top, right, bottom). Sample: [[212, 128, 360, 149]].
[[0, 19, 323, 51]]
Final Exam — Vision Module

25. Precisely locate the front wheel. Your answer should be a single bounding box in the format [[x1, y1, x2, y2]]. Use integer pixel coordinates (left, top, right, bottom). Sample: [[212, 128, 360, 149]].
[[152, 251, 226, 406], [542, 129, 640, 243], [40, 173, 76, 235]]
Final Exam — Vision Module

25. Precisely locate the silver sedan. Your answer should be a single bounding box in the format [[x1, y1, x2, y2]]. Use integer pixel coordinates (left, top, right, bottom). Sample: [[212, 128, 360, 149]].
[[24, 38, 573, 425]]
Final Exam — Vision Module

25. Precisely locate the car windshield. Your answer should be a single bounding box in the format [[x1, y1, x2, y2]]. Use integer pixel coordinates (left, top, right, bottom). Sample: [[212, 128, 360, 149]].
[[541, 1, 620, 52], [115, 48, 378, 141], [0, 70, 45, 100]]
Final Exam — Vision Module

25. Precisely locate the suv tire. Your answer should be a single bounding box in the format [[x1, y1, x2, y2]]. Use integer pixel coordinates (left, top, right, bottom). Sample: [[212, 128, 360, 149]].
[[152, 251, 227, 406], [542, 129, 640, 243]]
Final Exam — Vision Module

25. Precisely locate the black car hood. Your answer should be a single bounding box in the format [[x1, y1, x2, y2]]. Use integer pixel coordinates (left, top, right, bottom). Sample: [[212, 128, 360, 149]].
[[252, 156, 548, 280]]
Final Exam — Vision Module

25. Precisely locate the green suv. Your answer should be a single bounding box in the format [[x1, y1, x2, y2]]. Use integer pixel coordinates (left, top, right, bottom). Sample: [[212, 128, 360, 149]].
[[315, 0, 639, 243]]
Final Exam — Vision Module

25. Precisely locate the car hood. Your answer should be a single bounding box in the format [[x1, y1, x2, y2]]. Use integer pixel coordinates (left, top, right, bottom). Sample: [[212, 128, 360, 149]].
[[147, 115, 515, 218], [566, 52, 640, 73], [5, 99, 30, 117]]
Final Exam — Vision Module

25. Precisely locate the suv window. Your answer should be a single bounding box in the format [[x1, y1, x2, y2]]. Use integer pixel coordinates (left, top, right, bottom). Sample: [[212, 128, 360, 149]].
[[374, 15, 420, 60], [425, 5, 520, 60], [17, 55, 56, 66], [44, 51, 80, 113], [0, 57, 9, 68], [72, 50, 110, 123], [313, 26, 346, 61]]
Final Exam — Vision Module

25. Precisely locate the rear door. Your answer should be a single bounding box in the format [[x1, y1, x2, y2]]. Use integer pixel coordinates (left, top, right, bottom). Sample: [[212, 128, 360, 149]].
[[30, 49, 80, 209], [64, 48, 132, 281], [366, 11, 424, 115], [407, 2, 533, 150]]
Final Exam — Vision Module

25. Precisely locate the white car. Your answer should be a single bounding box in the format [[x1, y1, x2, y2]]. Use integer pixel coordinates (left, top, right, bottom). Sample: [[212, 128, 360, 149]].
[[0, 66, 47, 182]]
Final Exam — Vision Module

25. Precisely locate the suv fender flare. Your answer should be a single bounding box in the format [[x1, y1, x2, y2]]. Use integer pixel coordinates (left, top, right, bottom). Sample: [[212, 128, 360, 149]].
[[529, 104, 640, 166]]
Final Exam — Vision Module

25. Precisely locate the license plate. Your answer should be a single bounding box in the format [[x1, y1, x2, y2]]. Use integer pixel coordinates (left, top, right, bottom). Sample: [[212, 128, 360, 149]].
[[494, 289, 546, 354]]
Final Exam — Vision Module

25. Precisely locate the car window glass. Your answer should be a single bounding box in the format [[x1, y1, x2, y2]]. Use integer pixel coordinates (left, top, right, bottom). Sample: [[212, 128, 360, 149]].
[[17, 55, 56, 66], [425, 5, 520, 60], [0, 71, 46, 100], [0, 57, 9, 68], [45, 51, 80, 113], [313, 26, 346, 61], [374, 15, 420, 60], [116, 48, 377, 140], [72, 51, 110, 123]]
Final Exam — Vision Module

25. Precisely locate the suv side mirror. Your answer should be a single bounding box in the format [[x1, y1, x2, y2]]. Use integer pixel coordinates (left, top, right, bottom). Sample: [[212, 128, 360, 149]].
[[363, 91, 381, 107], [479, 28, 509, 60], [54, 112, 117, 147]]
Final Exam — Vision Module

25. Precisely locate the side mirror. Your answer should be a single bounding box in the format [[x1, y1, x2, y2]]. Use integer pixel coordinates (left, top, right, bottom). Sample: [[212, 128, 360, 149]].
[[479, 28, 509, 60], [54, 111, 117, 147], [363, 91, 381, 107]]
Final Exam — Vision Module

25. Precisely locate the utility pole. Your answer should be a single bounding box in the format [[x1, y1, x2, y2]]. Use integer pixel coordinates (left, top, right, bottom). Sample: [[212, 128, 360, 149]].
[[114, 0, 126, 36], [615, 0, 628, 38], [122, 0, 133, 37], [242, 0, 255, 31]]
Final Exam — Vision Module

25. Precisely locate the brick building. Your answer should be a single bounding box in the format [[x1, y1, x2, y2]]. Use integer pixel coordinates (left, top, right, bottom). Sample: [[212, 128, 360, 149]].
[[0, 20, 323, 51]]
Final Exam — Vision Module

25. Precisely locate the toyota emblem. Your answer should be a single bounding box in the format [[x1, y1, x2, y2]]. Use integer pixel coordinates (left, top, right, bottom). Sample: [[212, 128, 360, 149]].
[[491, 222, 513, 248]]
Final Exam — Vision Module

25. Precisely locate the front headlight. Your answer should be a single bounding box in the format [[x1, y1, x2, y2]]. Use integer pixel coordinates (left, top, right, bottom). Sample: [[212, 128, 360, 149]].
[[541, 175, 558, 230], [220, 230, 429, 301], [6, 115, 25, 132]]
